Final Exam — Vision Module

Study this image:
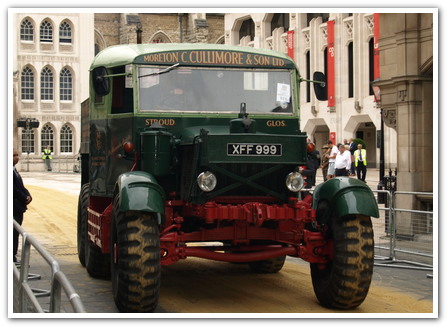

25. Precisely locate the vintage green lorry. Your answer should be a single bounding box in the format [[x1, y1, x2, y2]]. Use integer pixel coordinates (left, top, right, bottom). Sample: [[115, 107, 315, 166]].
[[77, 43, 379, 312]]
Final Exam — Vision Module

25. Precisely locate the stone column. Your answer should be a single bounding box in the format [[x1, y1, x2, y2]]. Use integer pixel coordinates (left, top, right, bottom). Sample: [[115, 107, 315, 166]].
[[376, 13, 433, 238]]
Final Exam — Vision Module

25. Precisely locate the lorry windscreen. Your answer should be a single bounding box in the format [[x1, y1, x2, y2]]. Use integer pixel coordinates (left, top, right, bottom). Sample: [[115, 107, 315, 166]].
[[138, 66, 294, 114]]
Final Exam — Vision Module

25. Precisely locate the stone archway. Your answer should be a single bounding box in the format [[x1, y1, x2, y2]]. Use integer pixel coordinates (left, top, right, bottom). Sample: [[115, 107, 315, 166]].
[[345, 114, 377, 167], [149, 31, 172, 43], [303, 118, 329, 150]]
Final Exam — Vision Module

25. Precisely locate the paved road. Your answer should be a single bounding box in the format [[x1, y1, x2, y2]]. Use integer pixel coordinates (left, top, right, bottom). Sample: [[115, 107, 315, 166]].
[[12, 171, 435, 316]]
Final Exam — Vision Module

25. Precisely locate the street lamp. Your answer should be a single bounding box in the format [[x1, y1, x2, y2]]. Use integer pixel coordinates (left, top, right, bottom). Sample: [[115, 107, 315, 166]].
[[371, 82, 385, 204], [136, 23, 142, 44], [17, 118, 40, 172]]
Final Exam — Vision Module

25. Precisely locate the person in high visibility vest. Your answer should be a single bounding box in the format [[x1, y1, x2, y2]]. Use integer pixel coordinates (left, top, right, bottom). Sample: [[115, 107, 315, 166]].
[[354, 144, 367, 182], [42, 145, 52, 171]]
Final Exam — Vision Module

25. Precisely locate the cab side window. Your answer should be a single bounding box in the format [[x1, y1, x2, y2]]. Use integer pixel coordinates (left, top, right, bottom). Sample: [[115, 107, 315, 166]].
[[111, 66, 133, 114]]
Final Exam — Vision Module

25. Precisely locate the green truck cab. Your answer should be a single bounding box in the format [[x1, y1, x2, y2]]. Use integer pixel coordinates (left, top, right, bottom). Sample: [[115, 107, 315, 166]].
[[77, 43, 379, 312]]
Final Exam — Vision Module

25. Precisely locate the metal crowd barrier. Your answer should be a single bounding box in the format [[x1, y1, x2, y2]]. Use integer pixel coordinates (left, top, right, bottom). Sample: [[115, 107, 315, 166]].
[[13, 220, 86, 313], [20, 155, 80, 173], [370, 189, 433, 272]]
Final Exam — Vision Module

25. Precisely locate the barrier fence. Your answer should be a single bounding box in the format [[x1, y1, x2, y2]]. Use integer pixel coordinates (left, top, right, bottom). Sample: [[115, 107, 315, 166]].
[[371, 189, 433, 272], [12, 220, 86, 313], [19, 156, 80, 173], [12, 184, 433, 313]]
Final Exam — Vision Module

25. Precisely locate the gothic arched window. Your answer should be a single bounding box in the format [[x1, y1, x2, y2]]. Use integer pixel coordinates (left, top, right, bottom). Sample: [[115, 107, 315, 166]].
[[40, 20, 53, 43], [41, 66, 54, 101], [60, 67, 73, 101], [21, 67, 34, 100], [20, 18, 34, 41], [41, 124, 54, 152], [60, 124, 73, 153], [59, 21, 72, 43]]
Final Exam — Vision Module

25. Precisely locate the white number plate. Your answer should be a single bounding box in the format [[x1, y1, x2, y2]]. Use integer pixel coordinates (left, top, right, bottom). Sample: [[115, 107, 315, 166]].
[[227, 143, 282, 156]]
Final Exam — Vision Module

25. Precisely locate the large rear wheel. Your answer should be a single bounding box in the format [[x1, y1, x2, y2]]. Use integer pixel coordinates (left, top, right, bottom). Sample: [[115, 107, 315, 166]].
[[78, 183, 111, 277], [111, 194, 161, 313], [77, 183, 89, 267], [310, 214, 374, 309]]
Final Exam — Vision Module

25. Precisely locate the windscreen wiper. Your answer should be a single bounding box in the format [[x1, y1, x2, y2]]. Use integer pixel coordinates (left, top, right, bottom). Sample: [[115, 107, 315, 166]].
[[138, 63, 180, 78]]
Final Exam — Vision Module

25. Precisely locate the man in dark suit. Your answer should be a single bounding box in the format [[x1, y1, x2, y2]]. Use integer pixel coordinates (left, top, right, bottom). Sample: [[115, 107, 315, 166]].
[[349, 138, 357, 176], [13, 149, 32, 263]]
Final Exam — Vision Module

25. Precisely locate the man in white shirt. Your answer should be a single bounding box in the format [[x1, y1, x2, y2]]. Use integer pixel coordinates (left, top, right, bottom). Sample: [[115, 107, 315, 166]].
[[326, 140, 339, 179], [334, 144, 351, 177]]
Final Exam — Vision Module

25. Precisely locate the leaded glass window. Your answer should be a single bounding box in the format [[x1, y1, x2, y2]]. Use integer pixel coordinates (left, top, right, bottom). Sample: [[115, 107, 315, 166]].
[[21, 67, 34, 100], [60, 124, 73, 153], [40, 20, 53, 43], [60, 68, 73, 101], [41, 67, 54, 101], [20, 19, 34, 41], [59, 21, 72, 43], [41, 124, 54, 152]]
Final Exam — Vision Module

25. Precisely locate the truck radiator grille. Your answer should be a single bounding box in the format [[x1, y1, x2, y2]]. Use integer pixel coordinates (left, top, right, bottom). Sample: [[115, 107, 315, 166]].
[[211, 163, 293, 200], [180, 145, 296, 202]]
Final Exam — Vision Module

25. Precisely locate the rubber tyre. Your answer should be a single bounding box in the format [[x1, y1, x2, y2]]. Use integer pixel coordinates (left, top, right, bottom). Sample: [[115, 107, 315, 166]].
[[86, 238, 111, 278], [111, 195, 161, 313], [248, 255, 286, 273], [310, 214, 374, 309], [77, 183, 89, 267]]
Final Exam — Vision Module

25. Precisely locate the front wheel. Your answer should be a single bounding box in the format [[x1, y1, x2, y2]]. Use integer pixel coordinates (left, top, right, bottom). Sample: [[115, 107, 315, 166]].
[[111, 194, 161, 313], [310, 214, 374, 309]]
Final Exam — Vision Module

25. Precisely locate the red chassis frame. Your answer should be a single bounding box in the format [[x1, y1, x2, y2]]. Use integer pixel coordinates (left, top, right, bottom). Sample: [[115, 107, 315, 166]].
[[87, 194, 333, 267]]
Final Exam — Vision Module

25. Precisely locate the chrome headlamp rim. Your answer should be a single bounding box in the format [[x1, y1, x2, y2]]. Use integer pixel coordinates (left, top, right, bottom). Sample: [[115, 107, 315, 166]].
[[197, 171, 217, 192], [286, 172, 305, 192]]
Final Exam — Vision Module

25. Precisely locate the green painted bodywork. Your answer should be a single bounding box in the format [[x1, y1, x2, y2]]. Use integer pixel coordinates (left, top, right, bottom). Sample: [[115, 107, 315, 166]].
[[115, 171, 165, 225], [201, 132, 306, 164], [87, 43, 380, 227], [312, 177, 380, 225]]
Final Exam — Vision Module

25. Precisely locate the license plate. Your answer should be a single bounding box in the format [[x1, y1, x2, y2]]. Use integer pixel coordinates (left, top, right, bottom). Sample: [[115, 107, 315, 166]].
[[227, 143, 282, 156]]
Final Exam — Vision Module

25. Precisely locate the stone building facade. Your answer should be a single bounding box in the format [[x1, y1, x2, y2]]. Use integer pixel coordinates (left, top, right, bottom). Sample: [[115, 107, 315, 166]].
[[12, 12, 224, 172], [12, 13, 95, 172], [375, 13, 434, 236], [225, 13, 394, 169], [225, 12, 434, 237], [376, 13, 433, 194], [94, 13, 224, 53]]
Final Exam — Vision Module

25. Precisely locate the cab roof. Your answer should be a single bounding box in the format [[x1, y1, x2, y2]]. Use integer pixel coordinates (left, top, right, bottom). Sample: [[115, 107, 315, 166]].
[[91, 43, 296, 70]]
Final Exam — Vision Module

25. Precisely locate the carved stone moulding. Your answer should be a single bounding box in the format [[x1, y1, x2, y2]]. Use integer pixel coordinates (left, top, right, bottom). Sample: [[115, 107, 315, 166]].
[[383, 108, 397, 129]]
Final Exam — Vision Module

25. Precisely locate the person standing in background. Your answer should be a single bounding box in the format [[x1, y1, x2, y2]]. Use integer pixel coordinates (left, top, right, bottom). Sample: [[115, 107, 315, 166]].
[[320, 145, 330, 181], [42, 145, 52, 171], [326, 140, 339, 180], [334, 144, 351, 177], [354, 143, 367, 182], [300, 142, 320, 188], [13, 149, 32, 263], [349, 138, 357, 176]]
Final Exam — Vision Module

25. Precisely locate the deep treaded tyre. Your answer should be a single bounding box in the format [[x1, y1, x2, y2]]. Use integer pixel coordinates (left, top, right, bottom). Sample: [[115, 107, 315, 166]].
[[111, 195, 161, 313], [77, 183, 89, 267], [310, 214, 374, 309], [86, 237, 111, 278], [248, 255, 286, 273]]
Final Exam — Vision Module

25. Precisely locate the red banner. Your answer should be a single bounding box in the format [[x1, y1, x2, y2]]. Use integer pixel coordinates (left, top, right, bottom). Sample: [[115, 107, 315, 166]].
[[374, 13, 380, 80], [287, 30, 294, 60], [330, 132, 336, 145], [327, 20, 335, 107]]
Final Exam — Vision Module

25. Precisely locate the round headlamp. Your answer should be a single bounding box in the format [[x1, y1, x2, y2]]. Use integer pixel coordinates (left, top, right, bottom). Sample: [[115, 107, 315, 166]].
[[286, 172, 305, 192], [197, 171, 217, 192]]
